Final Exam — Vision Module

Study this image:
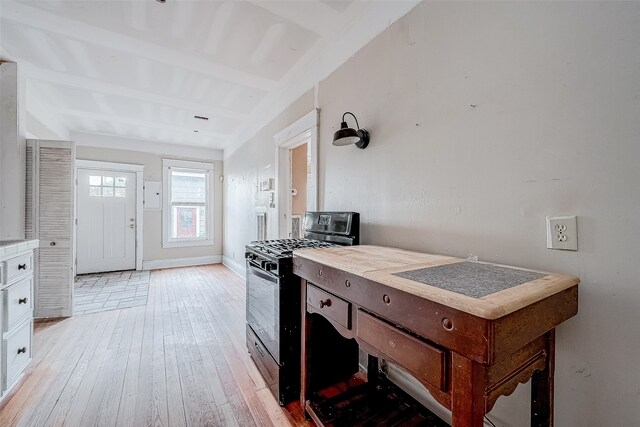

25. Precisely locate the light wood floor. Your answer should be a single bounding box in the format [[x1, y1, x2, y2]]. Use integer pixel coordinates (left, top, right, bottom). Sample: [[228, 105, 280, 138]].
[[0, 265, 306, 427]]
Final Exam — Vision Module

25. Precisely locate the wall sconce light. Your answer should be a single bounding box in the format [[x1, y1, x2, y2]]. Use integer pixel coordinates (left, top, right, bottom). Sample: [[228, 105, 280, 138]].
[[332, 112, 369, 149]]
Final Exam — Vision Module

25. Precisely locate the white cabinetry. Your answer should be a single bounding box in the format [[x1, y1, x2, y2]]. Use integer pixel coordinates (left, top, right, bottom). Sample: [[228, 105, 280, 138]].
[[26, 140, 76, 318], [0, 240, 38, 401]]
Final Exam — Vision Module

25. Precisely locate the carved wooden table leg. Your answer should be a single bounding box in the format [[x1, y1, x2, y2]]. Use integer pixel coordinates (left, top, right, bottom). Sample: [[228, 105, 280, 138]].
[[531, 329, 556, 427], [300, 278, 309, 410], [451, 352, 486, 427]]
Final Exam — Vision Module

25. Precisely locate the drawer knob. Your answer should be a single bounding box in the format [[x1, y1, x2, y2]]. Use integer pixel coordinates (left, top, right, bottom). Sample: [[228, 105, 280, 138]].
[[318, 269, 323, 277], [383, 294, 391, 305], [18, 263, 27, 270], [319, 299, 332, 308], [442, 318, 454, 331], [50, 242, 56, 246], [17, 347, 27, 355], [345, 280, 351, 288], [18, 297, 28, 305]]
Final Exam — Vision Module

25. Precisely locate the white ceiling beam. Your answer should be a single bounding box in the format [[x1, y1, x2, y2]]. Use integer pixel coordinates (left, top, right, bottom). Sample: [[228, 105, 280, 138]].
[[247, 0, 339, 37], [2, 2, 277, 91], [19, 59, 247, 121], [56, 107, 228, 140], [71, 131, 224, 160]]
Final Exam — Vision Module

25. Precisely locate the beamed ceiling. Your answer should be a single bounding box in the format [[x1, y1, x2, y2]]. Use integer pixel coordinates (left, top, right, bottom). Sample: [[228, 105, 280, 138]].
[[0, 0, 418, 152]]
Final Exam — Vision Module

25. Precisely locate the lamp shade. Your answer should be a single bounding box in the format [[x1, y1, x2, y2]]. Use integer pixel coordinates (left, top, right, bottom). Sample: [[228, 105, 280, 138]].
[[333, 122, 361, 146], [332, 113, 370, 149]]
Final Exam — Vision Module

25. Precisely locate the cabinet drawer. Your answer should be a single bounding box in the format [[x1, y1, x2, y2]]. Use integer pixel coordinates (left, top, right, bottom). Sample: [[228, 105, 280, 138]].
[[307, 284, 351, 330], [246, 325, 278, 394], [3, 319, 32, 389], [357, 310, 447, 391], [5, 254, 33, 283], [4, 277, 33, 332]]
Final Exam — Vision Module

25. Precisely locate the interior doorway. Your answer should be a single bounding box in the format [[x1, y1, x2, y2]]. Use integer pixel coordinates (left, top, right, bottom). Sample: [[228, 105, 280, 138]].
[[274, 109, 319, 239], [289, 143, 308, 238]]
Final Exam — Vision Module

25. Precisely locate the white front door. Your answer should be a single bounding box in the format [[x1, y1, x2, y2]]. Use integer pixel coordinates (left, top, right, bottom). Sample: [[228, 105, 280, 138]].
[[77, 168, 137, 274]]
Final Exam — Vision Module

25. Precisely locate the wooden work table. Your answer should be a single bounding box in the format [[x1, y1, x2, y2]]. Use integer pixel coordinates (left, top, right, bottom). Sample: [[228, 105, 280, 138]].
[[293, 245, 579, 427]]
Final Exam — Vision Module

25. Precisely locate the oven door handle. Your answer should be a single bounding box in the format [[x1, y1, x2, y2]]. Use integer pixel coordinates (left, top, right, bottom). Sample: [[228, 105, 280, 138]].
[[248, 265, 279, 283]]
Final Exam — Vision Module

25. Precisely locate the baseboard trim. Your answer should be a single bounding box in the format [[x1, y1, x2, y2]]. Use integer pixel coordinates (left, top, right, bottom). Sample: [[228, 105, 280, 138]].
[[143, 255, 222, 271], [222, 256, 246, 278], [35, 310, 73, 319]]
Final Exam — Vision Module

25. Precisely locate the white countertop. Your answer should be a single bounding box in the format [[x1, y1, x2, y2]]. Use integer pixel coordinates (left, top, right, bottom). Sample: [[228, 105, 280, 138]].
[[0, 239, 39, 258]]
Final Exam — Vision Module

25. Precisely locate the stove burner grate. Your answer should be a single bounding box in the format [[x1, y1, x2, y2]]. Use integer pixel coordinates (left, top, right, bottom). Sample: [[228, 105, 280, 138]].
[[248, 238, 338, 257]]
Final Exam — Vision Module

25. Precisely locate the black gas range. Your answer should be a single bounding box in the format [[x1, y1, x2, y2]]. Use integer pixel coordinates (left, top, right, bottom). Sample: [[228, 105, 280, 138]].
[[245, 212, 359, 405], [246, 239, 338, 275]]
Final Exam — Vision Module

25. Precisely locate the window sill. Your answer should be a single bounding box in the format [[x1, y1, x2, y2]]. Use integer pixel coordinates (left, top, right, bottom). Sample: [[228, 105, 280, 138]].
[[162, 239, 214, 249]]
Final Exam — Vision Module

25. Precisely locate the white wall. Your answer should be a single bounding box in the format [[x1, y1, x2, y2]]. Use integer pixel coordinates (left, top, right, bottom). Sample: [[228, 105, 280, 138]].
[[224, 2, 640, 426], [76, 139, 224, 265], [223, 90, 315, 271], [0, 61, 26, 240]]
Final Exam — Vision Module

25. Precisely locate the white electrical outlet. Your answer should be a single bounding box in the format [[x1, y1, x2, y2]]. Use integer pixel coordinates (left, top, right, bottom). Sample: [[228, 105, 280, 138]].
[[546, 215, 578, 251]]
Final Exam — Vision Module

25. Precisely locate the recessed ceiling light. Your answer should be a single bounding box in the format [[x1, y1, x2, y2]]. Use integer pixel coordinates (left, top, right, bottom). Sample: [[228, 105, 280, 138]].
[[156, 0, 166, 3], [194, 115, 209, 121], [194, 130, 199, 133]]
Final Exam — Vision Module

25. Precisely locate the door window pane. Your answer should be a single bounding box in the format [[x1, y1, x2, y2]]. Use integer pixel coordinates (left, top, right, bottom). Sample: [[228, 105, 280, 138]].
[[90, 176, 102, 186], [90, 186, 102, 197], [102, 187, 114, 197], [115, 177, 126, 187], [103, 176, 114, 186], [115, 188, 126, 198]]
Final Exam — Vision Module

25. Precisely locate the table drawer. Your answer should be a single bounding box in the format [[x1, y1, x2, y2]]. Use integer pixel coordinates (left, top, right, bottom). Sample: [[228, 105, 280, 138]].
[[4, 277, 33, 332], [3, 318, 32, 389], [307, 284, 351, 330], [357, 310, 447, 391], [4, 253, 33, 283]]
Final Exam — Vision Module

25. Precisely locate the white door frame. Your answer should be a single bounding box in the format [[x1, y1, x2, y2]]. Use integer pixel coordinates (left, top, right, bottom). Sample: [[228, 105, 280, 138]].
[[273, 109, 319, 239], [75, 160, 144, 271]]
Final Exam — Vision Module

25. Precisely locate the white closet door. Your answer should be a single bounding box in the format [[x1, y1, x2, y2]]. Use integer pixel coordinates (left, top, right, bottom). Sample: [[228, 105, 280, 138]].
[[27, 140, 75, 318]]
